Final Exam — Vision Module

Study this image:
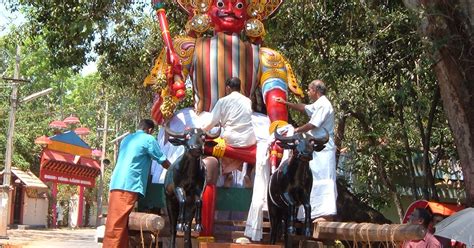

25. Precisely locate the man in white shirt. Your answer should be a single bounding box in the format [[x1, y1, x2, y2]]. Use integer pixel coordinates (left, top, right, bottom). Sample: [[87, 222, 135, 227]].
[[202, 77, 257, 149], [275, 79, 337, 221], [200, 77, 257, 238]]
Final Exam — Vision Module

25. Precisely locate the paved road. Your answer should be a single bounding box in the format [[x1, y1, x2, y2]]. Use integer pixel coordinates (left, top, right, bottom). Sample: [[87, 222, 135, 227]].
[[0, 228, 100, 248]]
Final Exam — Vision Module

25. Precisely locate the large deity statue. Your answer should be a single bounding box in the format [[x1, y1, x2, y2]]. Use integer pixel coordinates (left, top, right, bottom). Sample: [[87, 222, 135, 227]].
[[144, 0, 303, 241]]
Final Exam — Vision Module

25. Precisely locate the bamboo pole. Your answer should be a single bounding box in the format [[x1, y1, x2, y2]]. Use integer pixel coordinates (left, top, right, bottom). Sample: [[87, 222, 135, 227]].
[[313, 222, 426, 242]]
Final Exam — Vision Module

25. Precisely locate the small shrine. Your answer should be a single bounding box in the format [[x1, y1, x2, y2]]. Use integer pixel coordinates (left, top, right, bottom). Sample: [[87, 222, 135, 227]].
[[35, 115, 101, 227], [0, 167, 48, 228]]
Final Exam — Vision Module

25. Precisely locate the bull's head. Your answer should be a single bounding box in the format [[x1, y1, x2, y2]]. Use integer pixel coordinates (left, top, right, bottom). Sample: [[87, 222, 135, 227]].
[[274, 127, 329, 161], [165, 122, 221, 156]]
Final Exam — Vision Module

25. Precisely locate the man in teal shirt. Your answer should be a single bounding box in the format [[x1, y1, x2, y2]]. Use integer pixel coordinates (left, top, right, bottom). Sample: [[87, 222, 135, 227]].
[[103, 119, 170, 248]]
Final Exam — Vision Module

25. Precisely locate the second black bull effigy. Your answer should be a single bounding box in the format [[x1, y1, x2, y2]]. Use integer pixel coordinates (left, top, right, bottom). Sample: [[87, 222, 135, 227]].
[[268, 127, 329, 247]]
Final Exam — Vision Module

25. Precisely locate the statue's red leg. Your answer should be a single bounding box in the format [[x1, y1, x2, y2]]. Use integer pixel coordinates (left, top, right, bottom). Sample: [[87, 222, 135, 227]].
[[199, 157, 218, 239], [200, 184, 216, 238]]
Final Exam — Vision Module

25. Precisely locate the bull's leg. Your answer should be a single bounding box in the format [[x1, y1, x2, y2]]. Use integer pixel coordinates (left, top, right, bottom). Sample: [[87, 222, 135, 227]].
[[283, 216, 292, 248], [166, 197, 178, 248], [268, 188, 281, 245], [184, 220, 193, 248], [194, 194, 203, 233], [283, 192, 296, 235], [268, 204, 281, 244], [303, 199, 312, 237], [175, 187, 186, 232]]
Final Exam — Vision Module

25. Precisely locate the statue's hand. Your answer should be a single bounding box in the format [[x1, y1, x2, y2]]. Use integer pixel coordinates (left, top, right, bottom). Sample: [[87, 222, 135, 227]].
[[172, 75, 185, 99], [166, 52, 185, 99]]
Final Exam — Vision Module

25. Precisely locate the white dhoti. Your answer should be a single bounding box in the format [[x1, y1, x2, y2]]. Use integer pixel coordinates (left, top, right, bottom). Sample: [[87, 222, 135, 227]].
[[244, 124, 294, 241], [243, 141, 270, 241], [298, 146, 337, 220]]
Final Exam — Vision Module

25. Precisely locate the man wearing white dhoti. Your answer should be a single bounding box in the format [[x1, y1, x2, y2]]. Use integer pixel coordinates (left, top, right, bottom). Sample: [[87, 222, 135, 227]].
[[275, 79, 337, 221], [201, 77, 257, 175], [201, 77, 257, 149]]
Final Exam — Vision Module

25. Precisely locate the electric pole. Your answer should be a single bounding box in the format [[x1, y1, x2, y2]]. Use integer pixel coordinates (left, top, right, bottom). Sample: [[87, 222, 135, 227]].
[[0, 45, 53, 238], [96, 100, 108, 226], [1, 45, 21, 239]]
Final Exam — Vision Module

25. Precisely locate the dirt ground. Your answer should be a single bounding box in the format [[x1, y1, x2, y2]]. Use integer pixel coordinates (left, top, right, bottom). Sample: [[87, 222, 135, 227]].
[[0, 228, 100, 248]]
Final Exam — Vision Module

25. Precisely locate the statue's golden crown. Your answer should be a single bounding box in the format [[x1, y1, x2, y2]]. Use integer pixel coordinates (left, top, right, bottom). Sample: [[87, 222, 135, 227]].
[[176, 0, 283, 20]]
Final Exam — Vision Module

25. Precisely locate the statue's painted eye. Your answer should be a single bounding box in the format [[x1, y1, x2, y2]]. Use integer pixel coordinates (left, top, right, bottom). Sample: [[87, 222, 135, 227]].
[[235, 2, 244, 9], [217, 0, 224, 8]]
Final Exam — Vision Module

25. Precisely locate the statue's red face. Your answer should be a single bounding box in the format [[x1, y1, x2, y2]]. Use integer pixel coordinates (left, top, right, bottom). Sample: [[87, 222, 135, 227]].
[[209, 0, 248, 33]]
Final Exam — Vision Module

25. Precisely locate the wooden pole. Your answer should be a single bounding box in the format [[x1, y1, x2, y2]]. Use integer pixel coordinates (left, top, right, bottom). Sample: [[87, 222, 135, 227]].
[[313, 222, 426, 242], [128, 212, 165, 232]]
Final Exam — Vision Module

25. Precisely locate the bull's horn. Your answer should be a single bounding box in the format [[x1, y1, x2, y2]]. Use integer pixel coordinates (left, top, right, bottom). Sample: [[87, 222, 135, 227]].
[[274, 125, 295, 142], [164, 121, 185, 138], [313, 128, 329, 145], [205, 124, 221, 139]]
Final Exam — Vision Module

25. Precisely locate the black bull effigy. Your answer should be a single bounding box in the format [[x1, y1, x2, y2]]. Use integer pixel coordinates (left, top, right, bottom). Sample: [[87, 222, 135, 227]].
[[163, 124, 220, 248], [268, 129, 328, 247]]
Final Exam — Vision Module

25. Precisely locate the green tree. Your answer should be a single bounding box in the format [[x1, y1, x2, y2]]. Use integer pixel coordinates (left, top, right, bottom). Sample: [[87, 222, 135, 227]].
[[403, 0, 474, 207]]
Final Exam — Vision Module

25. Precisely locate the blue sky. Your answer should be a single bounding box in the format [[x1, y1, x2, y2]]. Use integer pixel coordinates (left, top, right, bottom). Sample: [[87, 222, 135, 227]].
[[0, 4, 25, 36], [0, 5, 97, 76]]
